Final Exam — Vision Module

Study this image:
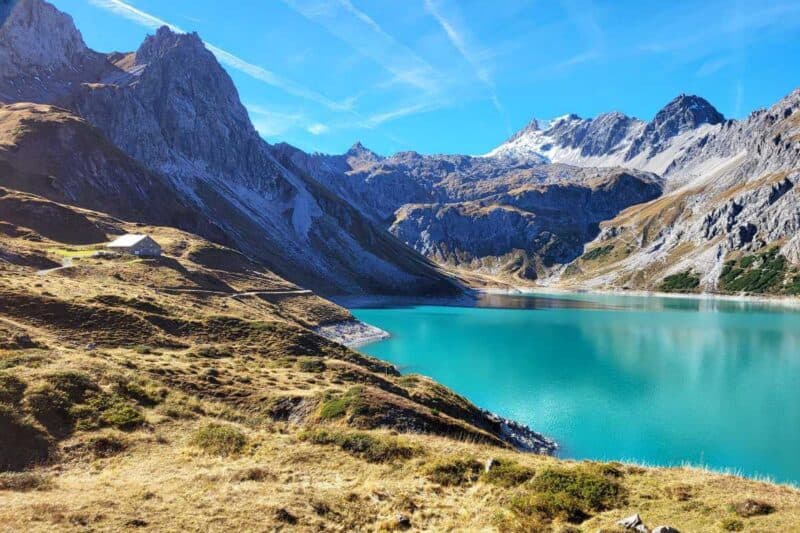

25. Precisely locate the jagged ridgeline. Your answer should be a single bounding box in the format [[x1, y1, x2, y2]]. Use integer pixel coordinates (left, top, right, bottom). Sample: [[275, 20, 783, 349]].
[[295, 88, 800, 292]]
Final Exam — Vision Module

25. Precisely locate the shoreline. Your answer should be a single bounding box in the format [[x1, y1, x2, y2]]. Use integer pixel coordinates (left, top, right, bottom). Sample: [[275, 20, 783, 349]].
[[479, 285, 800, 309]]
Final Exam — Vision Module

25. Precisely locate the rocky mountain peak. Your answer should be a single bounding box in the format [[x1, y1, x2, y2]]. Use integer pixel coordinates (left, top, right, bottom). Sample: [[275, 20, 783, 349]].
[[135, 26, 207, 66], [0, 0, 108, 103], [344, 141, 382, 164], [0, 0, 88, 70], [652, 94, 724, 133]]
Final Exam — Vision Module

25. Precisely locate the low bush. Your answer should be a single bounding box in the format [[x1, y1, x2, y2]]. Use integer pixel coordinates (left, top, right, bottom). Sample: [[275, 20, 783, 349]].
[[190, 423, 247, 457], [318, 386, 367, 420], [659, 271, 700, 292], [581, 245, 614, 261], [299, 358, 326, 373], [511, 491, 588, 524], [99, 403, 145, 430], [72, 393, 145, 431], [719, 248, 788, 294], [45, 371, 98, 402], [730, 498, 775, 517], [506, 465, 625, 524], [0, 472, 51, 491], [0, 372, 26, 404], [425, 457, 483, 486], [302, 429, 416, 463], [720, 517, 744, 531], [482, 459, 535, 488]]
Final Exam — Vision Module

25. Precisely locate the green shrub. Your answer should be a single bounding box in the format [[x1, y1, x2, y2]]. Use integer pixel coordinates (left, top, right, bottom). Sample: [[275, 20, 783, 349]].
[[72, 393, 145, 431], [506, 465, 625, 524], [299, 359, 326, 373], [720, 517, 744, 531], [302, 429, 416, 463], [511, 491, 588, 524], [0, 404, 52, 471], [100, 403, 145, 430], [318, 386, 367, 420], [531, 467, 623, 512], [190, 423, 247, 456], [0, 373, 26, 404], [45, 371, 98, 402], [581, 245, 614, 261], [398, 375, 419, 388], [659, 271, 700, 292], [425, 458, 483, 486], [482, 459, 535, 487], [719, 248, 788, 294]]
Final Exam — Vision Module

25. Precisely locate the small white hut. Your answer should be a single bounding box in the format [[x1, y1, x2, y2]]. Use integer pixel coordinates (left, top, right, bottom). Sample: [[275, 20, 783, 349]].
[[105, 234, 161, 257]]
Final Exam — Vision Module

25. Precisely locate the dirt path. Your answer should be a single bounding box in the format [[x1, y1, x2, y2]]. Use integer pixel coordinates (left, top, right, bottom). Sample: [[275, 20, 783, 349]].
[[155, 287, 312, 297], [36, 257, 73, 276]]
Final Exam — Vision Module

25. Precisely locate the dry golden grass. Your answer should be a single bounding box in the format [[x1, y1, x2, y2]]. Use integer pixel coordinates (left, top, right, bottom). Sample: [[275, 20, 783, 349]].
[[3, 188, 800, 532]]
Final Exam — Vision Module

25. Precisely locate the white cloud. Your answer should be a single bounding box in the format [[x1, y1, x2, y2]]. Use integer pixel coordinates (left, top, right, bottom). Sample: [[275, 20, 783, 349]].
[[88, 0, 352, 111], [361, 102, 437, 128], [282, 0, 444, 94], [696, 56, 734, 77], [423, 0, 504, 115], [307, 123, 330, 135]]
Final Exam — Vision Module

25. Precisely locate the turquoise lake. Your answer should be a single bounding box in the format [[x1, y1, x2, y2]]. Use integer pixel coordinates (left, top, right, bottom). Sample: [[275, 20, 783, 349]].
[[349, 292, 800, 484]]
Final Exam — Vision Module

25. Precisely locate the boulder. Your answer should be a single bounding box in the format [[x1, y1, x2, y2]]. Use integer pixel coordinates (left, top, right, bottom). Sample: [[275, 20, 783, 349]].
[[617, 513, 644, 530]]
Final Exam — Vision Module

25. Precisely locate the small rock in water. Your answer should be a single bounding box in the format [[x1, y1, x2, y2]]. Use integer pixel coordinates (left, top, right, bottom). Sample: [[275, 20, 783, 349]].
[[617, 513, 644, 530], [652, 527, 680, 533], [485, 457, 497, 472]]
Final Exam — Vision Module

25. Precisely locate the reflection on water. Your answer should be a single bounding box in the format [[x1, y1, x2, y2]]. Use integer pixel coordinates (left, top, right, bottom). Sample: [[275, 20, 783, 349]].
[[474, 293, 619, 310], [351, 291, 800, 483]]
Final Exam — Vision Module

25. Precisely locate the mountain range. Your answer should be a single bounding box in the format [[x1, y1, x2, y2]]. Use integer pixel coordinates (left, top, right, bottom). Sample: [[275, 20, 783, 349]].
[[2, 0, 800, 297]]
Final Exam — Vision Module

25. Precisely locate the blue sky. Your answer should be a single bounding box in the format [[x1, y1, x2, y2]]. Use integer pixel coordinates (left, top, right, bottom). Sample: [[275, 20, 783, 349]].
[[52, 0, 800, 155]]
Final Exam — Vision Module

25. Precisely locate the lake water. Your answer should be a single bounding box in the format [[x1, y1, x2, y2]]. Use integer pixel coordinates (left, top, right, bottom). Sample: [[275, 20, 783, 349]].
[[350, 292, 800, 484]]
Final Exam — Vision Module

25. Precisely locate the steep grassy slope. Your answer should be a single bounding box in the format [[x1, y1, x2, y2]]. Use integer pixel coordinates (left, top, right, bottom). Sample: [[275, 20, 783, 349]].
[[1, 188, 800, 531]]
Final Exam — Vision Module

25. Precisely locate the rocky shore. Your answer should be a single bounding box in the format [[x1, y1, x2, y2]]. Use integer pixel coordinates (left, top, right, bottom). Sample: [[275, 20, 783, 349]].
[[483, 410, 559, 455], [313, 319, 390, 347]]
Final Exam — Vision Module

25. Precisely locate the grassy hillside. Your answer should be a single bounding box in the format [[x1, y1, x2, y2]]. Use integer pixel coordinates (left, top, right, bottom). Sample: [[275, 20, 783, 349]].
[[1, 188, 799, 532]]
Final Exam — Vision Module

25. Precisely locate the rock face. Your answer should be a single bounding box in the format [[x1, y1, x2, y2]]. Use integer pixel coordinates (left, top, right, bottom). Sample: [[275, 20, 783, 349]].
[[0, 103, 221, 239], [290, 141, 662, 281], [0, 0, 110, 103], [561, 89, 800, 293], [0, 0, 459, 296]]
